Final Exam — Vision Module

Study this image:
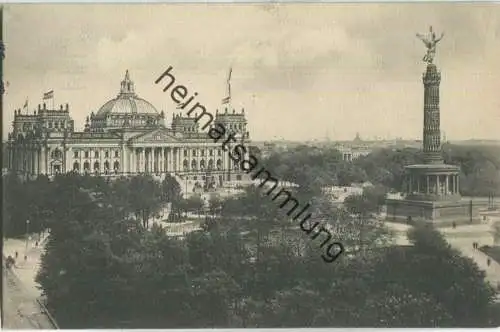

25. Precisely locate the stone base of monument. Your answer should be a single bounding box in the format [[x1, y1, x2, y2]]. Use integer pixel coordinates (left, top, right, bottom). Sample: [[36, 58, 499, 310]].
[[386, 198, 487, 227]]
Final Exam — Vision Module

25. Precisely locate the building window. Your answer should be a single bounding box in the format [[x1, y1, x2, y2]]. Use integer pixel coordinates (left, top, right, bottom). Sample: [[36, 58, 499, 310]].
[[192, 150, 197, 157], [95, 151, 99, 158], [51, 149, 62, 159], [105, 151, 109, 158], [209, 150, 213, 156], [74, 151, 79, 158], [115, 151, 119, 158], [48, 122, 53, 129], [84, 151, 89, 158], [218, 150, 222, 156], [201, 150, 205, 157], [184, 150, 188, 157], [113, 161, 120, 173]]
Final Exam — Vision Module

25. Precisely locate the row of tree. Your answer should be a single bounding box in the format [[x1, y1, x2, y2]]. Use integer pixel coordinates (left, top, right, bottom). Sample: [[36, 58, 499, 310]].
[[1, 173, 492, 327], [263, 144, 500, 197], [3, 173, 212, 238]]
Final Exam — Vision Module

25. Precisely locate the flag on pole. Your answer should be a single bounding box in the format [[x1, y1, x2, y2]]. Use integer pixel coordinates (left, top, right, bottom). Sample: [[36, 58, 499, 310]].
[[221, 67, 232, 105], [43, 90, 54, 100], [23, 98, 28, 110]]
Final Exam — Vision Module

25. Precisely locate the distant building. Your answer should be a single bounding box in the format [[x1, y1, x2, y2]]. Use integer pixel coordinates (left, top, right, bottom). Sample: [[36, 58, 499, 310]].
[[5, 71, 251, 189]]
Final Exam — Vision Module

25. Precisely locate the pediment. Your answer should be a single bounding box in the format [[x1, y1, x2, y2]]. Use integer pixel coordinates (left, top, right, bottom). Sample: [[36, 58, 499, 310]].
[[128, 129, 181, 144]]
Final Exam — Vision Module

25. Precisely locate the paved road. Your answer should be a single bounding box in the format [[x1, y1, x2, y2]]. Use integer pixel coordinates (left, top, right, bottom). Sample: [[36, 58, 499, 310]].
[[386, 221, 500, 288], [2, 264, 56, 329]]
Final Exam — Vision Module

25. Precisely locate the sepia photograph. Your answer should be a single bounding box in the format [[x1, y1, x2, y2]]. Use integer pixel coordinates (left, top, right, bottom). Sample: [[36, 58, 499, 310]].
[[1, 2, 500, 329]]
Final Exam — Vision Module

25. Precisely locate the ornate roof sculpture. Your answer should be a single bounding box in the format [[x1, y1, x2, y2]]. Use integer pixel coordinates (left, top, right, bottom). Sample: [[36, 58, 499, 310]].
[[91, 70, 163, 132]]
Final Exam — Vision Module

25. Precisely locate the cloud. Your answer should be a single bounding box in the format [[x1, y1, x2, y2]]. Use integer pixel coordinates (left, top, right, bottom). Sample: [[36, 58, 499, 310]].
[[3, 3, 500, 141]]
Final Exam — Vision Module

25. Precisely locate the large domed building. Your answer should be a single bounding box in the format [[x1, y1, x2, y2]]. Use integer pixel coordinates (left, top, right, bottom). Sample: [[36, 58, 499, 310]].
[[5, 71, 251, 190]]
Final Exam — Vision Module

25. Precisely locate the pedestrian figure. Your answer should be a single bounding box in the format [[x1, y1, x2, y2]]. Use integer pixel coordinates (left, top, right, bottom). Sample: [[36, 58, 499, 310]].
[[473, 242, 476, 249], [15, 251, 18, 258], [487, 258, 491, 267], [6, 255, 15, 269]]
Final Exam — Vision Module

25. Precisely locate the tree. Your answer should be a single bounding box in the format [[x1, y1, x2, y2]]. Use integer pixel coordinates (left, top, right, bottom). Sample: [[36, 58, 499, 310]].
[[184, 195, 205, 217], [402, 223, 496, 326], [128, 175, 163, 228], [493, 221, 500, 245]]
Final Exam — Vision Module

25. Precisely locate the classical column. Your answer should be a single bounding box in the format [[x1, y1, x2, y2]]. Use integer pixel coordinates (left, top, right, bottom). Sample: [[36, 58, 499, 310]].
[[160, 148, 165, 173], [135, 149, 139, 173], [445, 174, 449, 194], [33, 148, 38, 175], [40, 147, 46, 175], [150, 148, 154, 173], [436, 175, 440, 195], [456, 175, 460, 194], [66, 148, 72, 173], [100, 148, 104, 175], [142, 148, 146, 173], [121, 146, 127, 174]]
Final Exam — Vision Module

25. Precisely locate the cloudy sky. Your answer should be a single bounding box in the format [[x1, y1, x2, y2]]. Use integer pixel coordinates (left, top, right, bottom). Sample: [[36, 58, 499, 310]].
[[3, 3, 500, 141]]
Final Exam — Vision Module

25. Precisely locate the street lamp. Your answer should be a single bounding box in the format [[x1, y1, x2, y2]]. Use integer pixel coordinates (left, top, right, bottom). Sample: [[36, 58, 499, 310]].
[[25, 219, 30, 260]]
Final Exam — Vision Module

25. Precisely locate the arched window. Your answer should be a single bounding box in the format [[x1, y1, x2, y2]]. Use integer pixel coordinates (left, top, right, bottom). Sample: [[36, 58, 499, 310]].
[[191, 159, 197, 170], [184, 150, 188, 157], [192, 149, 197, 157], [183, 159, 189, 171], [208, 159, 214, 170], [104, 161, 110, 171], [94, 161, 100, 171], [200, 159, 205, 170], [51, 149, 62, 159], [84, 161, 90, 171], [216, 159, 222, 170], [73, 162, 80, 172]]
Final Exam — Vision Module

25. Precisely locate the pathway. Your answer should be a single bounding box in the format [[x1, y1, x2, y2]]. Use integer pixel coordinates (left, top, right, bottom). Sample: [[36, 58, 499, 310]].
[[2, 265, 56, 329], [385, 221, 500, 289]]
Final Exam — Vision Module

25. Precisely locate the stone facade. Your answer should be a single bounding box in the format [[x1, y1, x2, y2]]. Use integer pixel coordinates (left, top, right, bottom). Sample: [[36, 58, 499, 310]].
[[5, 71, 251, 191]]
